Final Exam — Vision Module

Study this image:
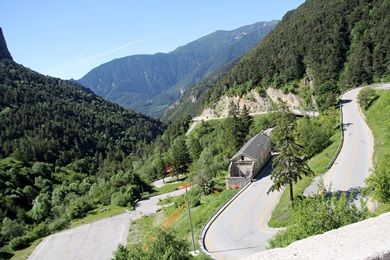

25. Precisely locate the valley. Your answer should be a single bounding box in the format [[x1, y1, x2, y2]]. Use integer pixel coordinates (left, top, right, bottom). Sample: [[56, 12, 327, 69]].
[[1, 0, 390, 259]]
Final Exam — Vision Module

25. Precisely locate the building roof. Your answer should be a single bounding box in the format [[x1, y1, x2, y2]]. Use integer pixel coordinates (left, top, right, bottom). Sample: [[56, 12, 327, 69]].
[[230, 132, 270, 161]]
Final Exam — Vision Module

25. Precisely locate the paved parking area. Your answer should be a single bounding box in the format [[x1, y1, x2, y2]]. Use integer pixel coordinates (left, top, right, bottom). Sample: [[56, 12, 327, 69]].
[[28, 212, 140, 260]]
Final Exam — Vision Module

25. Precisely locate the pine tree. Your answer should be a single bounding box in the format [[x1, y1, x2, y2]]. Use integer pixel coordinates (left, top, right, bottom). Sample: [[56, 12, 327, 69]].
[[268, 102, 313, 205], [169, 135, 190, 179]]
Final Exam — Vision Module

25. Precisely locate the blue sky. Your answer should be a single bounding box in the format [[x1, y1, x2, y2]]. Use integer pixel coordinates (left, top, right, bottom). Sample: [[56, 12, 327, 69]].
[[1, 1, 305, 79]]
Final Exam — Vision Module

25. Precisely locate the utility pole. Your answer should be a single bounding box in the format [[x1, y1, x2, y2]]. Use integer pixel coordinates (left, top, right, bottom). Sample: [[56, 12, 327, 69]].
[[186, 186, 198, 255]]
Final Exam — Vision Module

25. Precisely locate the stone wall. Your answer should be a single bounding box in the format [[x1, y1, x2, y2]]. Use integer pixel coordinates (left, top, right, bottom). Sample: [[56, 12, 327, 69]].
[[226, 176, 250, 188]]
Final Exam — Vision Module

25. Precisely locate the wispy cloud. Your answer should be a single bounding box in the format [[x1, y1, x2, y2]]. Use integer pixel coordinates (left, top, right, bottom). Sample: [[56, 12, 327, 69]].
[[49, 31, 169, 78]]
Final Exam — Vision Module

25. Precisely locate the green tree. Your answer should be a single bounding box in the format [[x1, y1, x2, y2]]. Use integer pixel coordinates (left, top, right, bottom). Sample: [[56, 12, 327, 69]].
[[1, 217, 25, 242], [364, 153, 390, 203], [186, 134, 202, 161], [169, 135, 190, 179], [268, 102, 313, 205], [195, 148, 217, 195], [315, 81, 339, 111], [148, 229, 191, 260], [237, 104, 253, 146], [295, 115, 334, 158], [30, 194, 51, 223], [358, 87, 378, 110], [153, 155, 167, 182]]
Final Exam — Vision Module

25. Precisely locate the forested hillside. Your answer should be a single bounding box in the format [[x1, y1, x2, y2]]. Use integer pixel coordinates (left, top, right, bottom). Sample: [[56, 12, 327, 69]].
[[78, 21, 277, 117], [0, 59, 164, 253], [167, 0, 389, 119], [0, 60, 163, 167]]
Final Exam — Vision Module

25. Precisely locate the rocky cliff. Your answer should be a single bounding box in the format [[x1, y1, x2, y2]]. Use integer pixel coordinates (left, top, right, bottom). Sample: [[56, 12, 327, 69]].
[[0, 28, 13, 61]]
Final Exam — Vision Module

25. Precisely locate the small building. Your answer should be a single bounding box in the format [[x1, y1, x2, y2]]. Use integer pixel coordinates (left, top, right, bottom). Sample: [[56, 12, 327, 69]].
[[226, 132, 271, 188]]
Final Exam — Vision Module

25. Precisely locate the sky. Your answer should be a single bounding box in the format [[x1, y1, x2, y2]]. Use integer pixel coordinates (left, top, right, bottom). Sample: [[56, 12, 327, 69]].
[[1, 0, 305, 80]]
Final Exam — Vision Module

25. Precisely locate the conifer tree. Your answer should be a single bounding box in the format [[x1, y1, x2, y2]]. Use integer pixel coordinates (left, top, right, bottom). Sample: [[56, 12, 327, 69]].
[[268, 102, 313, 205]]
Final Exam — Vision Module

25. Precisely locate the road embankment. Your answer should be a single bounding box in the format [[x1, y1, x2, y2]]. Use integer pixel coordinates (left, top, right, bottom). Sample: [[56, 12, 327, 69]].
[[244, 212, 390, 260]]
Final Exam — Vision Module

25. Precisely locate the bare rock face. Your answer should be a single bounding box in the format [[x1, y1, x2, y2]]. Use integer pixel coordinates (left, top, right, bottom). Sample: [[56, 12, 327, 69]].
[[0, 28, 13, 61]]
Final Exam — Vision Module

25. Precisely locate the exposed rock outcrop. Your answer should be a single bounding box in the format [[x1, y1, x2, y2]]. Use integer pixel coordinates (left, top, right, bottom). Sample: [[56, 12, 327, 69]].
[[0, 28, 13, 61], [193, 88, 303, 121]]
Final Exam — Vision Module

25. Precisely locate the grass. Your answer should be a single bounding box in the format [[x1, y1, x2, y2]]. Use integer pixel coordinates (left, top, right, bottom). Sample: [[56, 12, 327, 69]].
[[157, 196, 176, 206], [364, 89, 390, 213], [365, 89, 390, 165], [171, 188, 238, 251], [269, 88, 390, 227], [126, 186, 238, 254], [8, 239, 42, 260], [150, 176, 189, 195], [127, 213, 161, 246], [268, 132, 340, 228], [70, 204, 128, 228]]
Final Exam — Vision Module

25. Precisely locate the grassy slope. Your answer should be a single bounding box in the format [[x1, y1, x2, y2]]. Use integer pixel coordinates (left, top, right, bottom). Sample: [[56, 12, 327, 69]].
[[269, 87, 390, 227], [364, 89, 390, 213], [268, 132, 340, 227], [127, 188, 238, 252]]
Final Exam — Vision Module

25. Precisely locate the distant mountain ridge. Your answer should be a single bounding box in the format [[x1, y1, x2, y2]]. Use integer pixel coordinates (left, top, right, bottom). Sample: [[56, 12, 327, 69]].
[[0, 28, 13, 61], [164, 0, 390, 121], [78, 21, 278, 117]]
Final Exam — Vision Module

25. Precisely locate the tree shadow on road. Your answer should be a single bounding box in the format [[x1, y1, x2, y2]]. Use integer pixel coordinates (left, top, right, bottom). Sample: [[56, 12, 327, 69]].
[[324, 187, 364, 201], [340, 99, 352, 104]]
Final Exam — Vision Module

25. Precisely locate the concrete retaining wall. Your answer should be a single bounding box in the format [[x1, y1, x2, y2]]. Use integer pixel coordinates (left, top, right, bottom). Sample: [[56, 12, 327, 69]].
[[244, 212, 390, 260]]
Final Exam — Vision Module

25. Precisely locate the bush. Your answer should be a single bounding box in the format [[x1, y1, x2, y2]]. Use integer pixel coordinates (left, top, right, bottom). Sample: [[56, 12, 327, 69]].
[[28, 223, 49, 241], [188, 187, 202, 208], [8, 236, 30, 251], [358, 87, 378, 110], [48, 217, 69, 232], [111, 192, 131, 207], [268, 193, 368, 248], [112, 228, 191, 260], [364, 154, 390, 203], [65, 196, 94, 220]]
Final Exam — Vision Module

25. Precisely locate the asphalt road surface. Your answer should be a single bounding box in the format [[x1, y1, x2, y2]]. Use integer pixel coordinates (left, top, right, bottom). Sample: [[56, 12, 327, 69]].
[[28, 183, 188, 260], [28, 213, 134, 260], [204, 159, 282, 260], [324, 87, 373, 192], [204, 87, 374, 260], [305, 87, 374, 196]]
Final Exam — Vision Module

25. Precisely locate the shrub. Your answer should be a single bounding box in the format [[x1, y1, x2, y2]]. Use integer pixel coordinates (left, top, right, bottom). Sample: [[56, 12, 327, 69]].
[[364, 154, 390, 203], [8, 236, 30, 251], [268, 192, 368, 248]]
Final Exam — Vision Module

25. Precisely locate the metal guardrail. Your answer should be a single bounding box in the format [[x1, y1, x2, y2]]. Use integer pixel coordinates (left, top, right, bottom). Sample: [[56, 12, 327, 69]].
[[197, 180, 252, 258], [198, 155, 274, 258], [325, 94, 345, 169]]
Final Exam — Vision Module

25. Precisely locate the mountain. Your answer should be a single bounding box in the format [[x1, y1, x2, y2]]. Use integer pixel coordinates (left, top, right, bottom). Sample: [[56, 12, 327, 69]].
[[0, 28, 13, 61], [220, 0, 390, 92], [0, 31, 166, 252], [78, 21, 278, 117], [166, 0, 390, 119], [0, 59, 164, 168]]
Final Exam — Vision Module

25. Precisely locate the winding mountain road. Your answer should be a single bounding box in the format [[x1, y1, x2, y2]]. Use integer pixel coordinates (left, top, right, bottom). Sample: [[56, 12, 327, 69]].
[[203, 87, 374, 259], [203, 160, 282, 260], [305, 87, 374, 195], [28, 179, 188, 260], [324, 87, 374, 192]]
